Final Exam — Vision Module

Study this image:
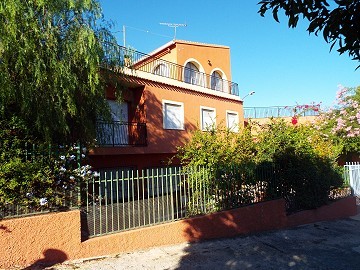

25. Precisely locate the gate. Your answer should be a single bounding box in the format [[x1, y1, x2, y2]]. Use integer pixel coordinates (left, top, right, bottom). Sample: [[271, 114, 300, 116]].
[[344, 162, 360, 197]]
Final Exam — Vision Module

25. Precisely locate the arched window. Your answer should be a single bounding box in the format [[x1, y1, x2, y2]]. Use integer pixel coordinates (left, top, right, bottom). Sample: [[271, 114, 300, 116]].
[[184, 62, 199, 85], [211, 71, 223, 91], [153, 63, 170, 77]]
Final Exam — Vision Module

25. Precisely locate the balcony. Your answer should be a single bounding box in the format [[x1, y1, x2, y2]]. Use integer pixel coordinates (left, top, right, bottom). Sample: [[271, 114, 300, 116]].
[[102, 43, 239, 97], [96, 121, 147, 147]]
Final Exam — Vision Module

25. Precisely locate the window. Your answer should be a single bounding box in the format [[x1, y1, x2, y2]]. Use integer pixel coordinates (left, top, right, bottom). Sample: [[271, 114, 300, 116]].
[[153, 63, 170, 77], [184, 62, 199, 85], [97, 100, 129, 146], [211, 71, 223, 91], [201, 106, 216, 130], [163, 100, 184, 130], [226, 111, 239, 132]]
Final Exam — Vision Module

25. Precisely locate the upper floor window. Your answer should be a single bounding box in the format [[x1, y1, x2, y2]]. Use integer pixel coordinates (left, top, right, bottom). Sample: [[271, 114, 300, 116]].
[[153, 63, 170, 77], [211, 71, 223, 91], [163, 100, 184, 130], [184, 61, 205, 87], [184, 62, 199, 84]]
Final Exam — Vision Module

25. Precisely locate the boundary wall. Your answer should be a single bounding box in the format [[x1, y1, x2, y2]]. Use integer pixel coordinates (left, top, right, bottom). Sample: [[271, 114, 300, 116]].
[[0, 196, 356, 269]]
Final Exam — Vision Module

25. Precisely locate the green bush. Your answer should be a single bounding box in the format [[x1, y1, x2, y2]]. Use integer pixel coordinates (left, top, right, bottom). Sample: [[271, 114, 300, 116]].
[[0, 116, 95, 216], [178, 120, 345, 214]]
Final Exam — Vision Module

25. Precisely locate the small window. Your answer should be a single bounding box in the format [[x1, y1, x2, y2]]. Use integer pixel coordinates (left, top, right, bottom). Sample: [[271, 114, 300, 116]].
[[153, 63, 170, 77], [201, 106, 216, 130], [211, 71, 223, 91], [163, 100, 184, 130], [226, 111, 239, 132]]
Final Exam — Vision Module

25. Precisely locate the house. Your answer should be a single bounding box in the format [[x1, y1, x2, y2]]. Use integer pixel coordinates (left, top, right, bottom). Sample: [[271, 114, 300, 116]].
[[89, 40, 244, 171]]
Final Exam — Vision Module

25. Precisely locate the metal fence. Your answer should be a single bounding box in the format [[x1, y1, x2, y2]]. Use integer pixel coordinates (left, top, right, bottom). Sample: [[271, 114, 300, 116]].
[[102, 43, 240, 97], [244, 105, 320, 119], [344, 162, 360, 197], [0, 143, 82, 219], [80, 165, 279, 238]]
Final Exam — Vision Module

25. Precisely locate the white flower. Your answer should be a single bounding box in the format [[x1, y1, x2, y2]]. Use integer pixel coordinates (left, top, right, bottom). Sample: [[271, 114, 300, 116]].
[[70, 155, 76, 160], [69, 176, 75, 180], [59, 167, 66, 172], [26, 192, 33, 198], [60, 155, 66, 160], [39, 198, 48, 206], [93, 171, 100, 177]]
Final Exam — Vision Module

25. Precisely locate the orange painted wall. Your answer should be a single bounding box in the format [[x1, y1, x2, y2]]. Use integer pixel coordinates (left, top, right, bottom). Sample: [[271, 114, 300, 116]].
[[0, 197, 356, 269], [0, 211, 80, 269], [175, 41, 231, 82], [144, 82, 243, 154]]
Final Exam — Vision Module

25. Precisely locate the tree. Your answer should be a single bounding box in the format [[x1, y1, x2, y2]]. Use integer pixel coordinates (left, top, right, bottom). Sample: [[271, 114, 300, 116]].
[[316, 85, 360, 154], [258, 0, 360, 64], [0, 0, 120, 143]]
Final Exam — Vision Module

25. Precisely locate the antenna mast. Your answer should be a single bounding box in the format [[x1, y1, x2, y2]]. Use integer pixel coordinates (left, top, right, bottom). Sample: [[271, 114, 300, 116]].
[[159, 22, 187, 40]]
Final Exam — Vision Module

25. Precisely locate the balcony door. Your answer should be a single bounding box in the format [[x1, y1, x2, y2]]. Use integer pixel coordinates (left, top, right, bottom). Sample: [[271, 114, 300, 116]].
[[108, 100, 129, 145]]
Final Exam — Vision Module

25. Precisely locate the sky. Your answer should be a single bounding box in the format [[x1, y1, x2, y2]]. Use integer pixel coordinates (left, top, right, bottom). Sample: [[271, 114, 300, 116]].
[[99, 0, 359, 108]]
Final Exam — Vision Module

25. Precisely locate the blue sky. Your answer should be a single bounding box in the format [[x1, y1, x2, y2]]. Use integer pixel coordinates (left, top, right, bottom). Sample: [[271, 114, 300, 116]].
[[99, 0, 359, 108]]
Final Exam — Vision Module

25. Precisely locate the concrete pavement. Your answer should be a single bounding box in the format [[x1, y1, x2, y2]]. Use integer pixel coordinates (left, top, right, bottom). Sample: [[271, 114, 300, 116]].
[[40, 212, 360, 270]]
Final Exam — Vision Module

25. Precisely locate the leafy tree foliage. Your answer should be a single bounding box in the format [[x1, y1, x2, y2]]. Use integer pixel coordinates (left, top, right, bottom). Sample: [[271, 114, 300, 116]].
[[258, 0, 360, 64], [0, 0, 119, 143], [253, 119, 343, 211], [0, 116, 96, 215], [316, 85, 360, 154]]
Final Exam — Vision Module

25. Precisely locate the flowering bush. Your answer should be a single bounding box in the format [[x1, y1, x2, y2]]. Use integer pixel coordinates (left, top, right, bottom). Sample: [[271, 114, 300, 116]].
[[316, 85, 360, 154], [0, 116, 98, 216], [178, 119, 344, 213]]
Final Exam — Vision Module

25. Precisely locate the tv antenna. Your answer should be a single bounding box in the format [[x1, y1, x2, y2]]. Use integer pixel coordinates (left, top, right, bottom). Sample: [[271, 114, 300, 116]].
[[159, 22, 187, 40]]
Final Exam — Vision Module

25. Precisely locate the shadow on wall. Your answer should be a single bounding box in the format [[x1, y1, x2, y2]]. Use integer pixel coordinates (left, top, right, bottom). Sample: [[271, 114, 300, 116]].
[[22, 249, 67, 270], [0, 224, 11, 233]]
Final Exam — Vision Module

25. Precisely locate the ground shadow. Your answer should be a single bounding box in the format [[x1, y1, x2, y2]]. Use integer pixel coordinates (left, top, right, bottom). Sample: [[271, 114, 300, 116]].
[[22, 249, 67, 270], [175, 212, 360, 269]]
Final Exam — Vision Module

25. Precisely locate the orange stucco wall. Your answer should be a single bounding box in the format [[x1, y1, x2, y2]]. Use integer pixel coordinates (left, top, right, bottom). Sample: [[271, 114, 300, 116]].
[[175, 42, 232, 82], [1, 197, 356, 269], [91, 79, 243, 169], [144, 82, 243, 154]]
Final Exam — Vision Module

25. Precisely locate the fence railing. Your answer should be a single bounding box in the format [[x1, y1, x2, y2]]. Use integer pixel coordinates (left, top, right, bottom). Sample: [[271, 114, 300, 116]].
[[244, 105, 320, 119], [102, 43, 239, 97], [344, 162, 360, 197], [96, 121, 147, 146], [80, 165, 279, 238], [0, 143, 82, 219]]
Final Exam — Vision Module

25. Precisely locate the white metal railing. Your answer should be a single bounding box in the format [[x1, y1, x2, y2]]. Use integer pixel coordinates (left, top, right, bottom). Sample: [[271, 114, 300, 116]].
[[344, 162, 360, 196]]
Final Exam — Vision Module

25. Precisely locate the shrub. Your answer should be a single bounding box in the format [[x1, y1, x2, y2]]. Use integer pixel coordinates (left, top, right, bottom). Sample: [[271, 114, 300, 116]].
[[0, 116, 96, 216]]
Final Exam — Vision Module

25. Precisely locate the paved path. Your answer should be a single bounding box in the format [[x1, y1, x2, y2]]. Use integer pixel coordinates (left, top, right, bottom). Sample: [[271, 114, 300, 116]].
[[43, 214, 360, 270]]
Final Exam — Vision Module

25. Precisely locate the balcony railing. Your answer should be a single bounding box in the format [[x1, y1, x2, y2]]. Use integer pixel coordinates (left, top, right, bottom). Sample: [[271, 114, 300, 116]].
[[96, 121, 147, 147], [102, 43, 239, 97], [244, 105, 320, 119]]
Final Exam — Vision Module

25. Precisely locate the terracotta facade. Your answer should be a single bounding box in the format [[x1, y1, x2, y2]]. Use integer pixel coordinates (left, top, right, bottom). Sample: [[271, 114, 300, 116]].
[[90, 40, 243, 171]]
